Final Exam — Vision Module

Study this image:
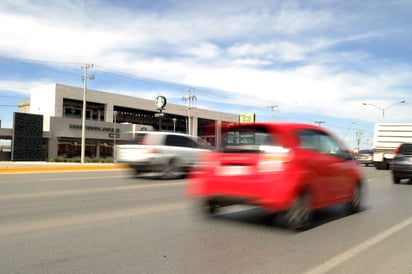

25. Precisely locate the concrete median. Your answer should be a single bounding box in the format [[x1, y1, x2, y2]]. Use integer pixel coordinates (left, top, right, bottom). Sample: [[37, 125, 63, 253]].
[[0, 162, 130, 173]]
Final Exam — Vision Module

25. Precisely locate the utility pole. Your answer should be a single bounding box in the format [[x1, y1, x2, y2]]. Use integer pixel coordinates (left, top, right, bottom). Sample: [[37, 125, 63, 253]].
[[267, 105, 278, 121], [80, 64, 95, 164], [356, 129, 363, 151], [315, 120, 325, 126], [343, 122, 355, 139], [182, 88, 196, 136]]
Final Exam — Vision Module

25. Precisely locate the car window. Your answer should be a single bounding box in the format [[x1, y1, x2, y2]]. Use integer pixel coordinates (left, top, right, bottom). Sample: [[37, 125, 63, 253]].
[[398, 144, 412, 154], [165, 135, 198, 148], [298, 129, 342, 156], [117, 133, 148, 145], [223, 126, 278, 147], [141, 133, 163, 145]]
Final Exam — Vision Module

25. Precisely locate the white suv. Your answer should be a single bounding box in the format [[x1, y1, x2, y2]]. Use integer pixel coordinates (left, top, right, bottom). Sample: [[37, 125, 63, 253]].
[[116, 131, 211, 179]]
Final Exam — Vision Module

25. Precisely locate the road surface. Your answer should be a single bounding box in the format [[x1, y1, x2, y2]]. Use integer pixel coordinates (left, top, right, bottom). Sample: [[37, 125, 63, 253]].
[[1, 167, 412, 273]]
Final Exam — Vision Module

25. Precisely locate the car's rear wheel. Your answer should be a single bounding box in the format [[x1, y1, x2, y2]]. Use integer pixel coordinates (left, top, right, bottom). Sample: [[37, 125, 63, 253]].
[[203, 200, 219, 216], [281, 193, 312, 230], [393, 175, 401, 184], [348, 183, 363, 214], [162, 158, 181, 179]]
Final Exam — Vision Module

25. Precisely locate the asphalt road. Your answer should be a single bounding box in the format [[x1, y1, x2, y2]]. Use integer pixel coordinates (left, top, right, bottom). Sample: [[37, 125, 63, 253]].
[[1, 167, 412, 273]]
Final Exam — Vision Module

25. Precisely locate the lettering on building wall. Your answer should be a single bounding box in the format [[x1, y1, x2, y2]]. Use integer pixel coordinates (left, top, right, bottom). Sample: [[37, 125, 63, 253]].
[[69, 124, 120, 133]]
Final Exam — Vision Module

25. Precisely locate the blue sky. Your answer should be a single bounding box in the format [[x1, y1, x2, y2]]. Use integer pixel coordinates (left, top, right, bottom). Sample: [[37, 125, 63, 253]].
[[1, 0, 412, 150]]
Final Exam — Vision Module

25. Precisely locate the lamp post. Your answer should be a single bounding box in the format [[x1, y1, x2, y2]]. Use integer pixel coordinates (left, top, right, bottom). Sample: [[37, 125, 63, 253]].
[[172, 118, 177, 132], [362, 99, 406, 120], [113, 111, 118, 163]]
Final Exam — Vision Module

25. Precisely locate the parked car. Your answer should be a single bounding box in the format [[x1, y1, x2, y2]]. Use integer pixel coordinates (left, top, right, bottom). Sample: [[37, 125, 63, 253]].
[[188, 122, 364, 230], [391, 143, 412, 184], [116, 131, 211, 179], [356, 149, 374, 166]]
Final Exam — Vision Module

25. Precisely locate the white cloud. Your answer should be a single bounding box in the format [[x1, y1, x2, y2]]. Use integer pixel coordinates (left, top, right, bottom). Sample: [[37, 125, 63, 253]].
[[0, 0, 412, 133]]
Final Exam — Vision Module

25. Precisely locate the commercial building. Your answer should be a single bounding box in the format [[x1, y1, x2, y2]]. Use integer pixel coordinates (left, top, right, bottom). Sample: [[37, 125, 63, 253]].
[[1, 83, 239, 161]]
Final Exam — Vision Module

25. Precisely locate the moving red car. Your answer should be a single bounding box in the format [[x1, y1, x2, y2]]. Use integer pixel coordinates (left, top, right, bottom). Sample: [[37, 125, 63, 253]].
[[188, 122, 364, 230]]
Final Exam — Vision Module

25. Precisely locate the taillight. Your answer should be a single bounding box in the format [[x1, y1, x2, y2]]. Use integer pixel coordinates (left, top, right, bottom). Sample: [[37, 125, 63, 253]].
[[197, 152, 218, 168], [143, 147, 160, 154], [394, 145, 401, 155], [258, 146, 294, 173]]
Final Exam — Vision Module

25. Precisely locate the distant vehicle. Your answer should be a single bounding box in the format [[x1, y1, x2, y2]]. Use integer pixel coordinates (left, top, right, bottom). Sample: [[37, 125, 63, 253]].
[[188, 122, 364, 230], [356, 149, 373, 166], [392, 143, 412, 184], [116, 131, 211, 179], [372, 123, 412, 170]]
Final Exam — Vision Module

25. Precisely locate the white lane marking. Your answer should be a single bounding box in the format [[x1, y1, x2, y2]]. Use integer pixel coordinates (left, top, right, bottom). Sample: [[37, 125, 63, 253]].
[[0, 201, 188, 236], [306, 216, 412, 274], [0, 182, 185, 201]]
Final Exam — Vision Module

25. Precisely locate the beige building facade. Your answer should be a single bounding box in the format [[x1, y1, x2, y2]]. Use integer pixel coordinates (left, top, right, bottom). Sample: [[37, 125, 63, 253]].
[[15, 83, 239, 160]]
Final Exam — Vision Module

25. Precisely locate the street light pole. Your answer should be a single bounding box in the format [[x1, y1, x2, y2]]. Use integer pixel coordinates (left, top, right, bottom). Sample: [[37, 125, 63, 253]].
[[80, 64, 94, 164], [172, 118, 177, 132], [362, 99, 406, 120]]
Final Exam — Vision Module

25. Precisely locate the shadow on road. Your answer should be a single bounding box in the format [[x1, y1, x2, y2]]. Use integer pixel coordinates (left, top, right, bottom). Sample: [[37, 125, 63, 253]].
[[206, 204, 368, 232]]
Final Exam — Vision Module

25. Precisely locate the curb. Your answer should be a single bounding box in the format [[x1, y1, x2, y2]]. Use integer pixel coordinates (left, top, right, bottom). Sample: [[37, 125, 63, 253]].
[[0, 164, 130, 174]]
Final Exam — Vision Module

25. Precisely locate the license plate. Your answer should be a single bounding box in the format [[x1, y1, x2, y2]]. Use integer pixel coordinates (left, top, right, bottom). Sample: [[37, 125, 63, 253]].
[[217, 166, 251, 176]]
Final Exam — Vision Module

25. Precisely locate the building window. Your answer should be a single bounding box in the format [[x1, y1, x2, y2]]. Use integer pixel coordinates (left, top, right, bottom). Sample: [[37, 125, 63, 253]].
[[63, 99, 105, 121]]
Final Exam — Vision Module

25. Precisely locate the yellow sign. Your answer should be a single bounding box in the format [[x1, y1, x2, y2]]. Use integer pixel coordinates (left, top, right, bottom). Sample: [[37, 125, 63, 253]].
[[239, 113, 255, 123]]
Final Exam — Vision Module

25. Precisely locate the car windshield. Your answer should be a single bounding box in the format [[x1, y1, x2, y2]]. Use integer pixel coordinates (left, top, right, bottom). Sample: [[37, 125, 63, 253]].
[[398, 144, 412, 154]]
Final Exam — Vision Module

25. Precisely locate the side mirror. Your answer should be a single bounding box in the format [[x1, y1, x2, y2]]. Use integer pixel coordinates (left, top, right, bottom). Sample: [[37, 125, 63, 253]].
[[338, 150, 354, 160]]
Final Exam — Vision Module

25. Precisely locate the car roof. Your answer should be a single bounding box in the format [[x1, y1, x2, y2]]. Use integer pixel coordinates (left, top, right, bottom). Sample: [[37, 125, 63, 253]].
[[127, 131, 193, 137], [228, 122, 326, 131], [225, 122, 343, 148]]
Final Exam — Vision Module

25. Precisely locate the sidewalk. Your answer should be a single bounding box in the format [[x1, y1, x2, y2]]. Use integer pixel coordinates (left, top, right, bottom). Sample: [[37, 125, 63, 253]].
[[0, 161, 130, 173]]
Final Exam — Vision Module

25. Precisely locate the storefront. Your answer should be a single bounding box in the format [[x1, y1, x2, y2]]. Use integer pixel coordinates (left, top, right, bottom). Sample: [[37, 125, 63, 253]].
[[46, 116, 153, 160], [2, 83, 240, 161]]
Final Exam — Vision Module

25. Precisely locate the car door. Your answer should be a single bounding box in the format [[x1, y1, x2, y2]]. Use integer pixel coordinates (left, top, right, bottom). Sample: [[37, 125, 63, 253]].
[[316, 131, 354, 203], [297, 129, 353, 207], [164, 135, 203, 166]]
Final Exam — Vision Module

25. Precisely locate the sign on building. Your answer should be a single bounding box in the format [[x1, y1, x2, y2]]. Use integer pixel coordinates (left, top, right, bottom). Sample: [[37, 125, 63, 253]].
[[239, 113, 255, 123]]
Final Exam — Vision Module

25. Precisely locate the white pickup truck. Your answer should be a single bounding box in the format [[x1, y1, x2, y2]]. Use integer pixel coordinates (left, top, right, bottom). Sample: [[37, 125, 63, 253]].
[[116, 131, 211, 178]]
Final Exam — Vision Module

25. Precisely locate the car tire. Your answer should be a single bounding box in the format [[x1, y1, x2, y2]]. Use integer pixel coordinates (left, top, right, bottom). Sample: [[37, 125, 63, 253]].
[[281, 192, 312, 230], [348, 183, 363, 214], [131, 169, 141, 177], [393, 175, 401, 184], [203, 200, 219, 216], [162, 158, 181, 179]]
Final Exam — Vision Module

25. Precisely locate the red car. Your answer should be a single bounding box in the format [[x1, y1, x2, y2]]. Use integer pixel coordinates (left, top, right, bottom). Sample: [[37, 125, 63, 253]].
[[188, 122, 364, 229]]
